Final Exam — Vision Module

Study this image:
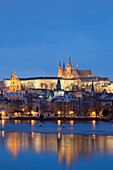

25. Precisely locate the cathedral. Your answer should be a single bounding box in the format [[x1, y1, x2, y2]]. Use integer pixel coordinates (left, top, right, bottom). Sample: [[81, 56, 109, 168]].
[[58, 57, 94, 79]]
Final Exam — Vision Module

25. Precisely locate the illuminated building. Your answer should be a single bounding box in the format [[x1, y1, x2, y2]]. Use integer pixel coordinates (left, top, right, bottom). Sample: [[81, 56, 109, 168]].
[[10, 72, 21, 92], [3, 57, 111, 93], [58, 57, 94, 79], [50, 96, 72, 117]]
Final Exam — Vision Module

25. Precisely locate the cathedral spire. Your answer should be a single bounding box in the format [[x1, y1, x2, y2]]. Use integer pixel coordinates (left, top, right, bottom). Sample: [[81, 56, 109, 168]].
[[63, 62, 65, 70], [59, 61, 61, 67], [68, 56, 71, 66]]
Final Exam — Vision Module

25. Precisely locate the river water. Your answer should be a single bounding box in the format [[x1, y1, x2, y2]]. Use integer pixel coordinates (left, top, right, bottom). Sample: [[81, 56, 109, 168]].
[[0, 120, 113, 170]]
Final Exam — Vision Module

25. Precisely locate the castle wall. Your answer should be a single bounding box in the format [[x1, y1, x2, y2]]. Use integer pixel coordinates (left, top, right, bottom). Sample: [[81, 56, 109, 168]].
[[4, 77, 113, 93], [4, 78, 78, 91], [20, 79, 78, 90]]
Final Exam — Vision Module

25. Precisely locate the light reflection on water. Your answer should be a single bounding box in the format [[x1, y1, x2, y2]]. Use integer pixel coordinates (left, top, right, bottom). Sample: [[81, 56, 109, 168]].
[[0, 120, 113, 169], [0, 119, 113, 135], [0, 131, 113, 170]]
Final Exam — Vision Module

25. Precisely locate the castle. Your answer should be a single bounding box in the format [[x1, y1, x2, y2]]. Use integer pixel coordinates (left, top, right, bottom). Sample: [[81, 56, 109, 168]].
[[58, 57, 94, 79], [4, 56, 113, 93]]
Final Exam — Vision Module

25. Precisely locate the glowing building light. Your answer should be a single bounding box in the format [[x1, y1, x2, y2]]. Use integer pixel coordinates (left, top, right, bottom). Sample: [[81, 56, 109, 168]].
[[1, 111, 5, 118], [58, 111, 61, 115], [91, 111, 96, 117], [69, 111, 74, 115], [15, 112, 18, 117]]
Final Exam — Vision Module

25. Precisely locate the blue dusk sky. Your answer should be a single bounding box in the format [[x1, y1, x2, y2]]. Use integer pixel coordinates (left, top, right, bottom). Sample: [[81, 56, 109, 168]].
[[0, 0, 113, 80]]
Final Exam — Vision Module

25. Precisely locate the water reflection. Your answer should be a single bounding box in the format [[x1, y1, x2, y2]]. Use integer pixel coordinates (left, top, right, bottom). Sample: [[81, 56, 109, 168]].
[[92, 120, 96, 129], [5, 132, 29, 159], [1, 119, 5, 127], [1, 131, 113, 168], [69, 120, 74, 126]]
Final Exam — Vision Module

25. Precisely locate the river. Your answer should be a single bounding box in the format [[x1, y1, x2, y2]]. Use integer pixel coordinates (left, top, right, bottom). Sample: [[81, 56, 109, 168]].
[[0, 120, 113, 170]]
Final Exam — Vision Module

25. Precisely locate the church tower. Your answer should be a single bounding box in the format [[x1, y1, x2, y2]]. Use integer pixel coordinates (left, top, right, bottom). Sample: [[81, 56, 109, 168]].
[[10, 72, 21, 92], [63, 62, 65, 71], [65, 56, 74, 78], [62, 62, 65, 77], [58, 61, 63, 77], [67, 56, 72, 67]]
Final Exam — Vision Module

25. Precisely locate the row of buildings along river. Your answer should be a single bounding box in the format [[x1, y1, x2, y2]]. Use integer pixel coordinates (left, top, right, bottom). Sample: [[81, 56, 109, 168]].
[[0, 57, 113, 119]]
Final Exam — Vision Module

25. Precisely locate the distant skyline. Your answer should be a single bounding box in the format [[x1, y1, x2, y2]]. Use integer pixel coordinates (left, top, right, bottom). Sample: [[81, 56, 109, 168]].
[[0, 0, 113, 80]]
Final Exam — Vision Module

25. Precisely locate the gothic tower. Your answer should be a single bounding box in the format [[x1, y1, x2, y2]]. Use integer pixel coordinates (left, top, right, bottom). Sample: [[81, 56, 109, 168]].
[[58, 61, 63, 77], [67, 56, 72, 67], [65, 56, 74, 78]]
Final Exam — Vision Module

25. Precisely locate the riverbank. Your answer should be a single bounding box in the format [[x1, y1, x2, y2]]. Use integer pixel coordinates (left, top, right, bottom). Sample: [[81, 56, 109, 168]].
[[8, 116, 109, 121]]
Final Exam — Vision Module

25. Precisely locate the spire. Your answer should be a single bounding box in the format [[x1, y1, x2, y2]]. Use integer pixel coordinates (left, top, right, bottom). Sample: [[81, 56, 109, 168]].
[[76, 63, 78, 70], [56, 79, 61, 90], [58, 61, 61, 67], [63, 62, 65, 70], [68, 56, 71, 65], [68, 56, 72, 67]]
